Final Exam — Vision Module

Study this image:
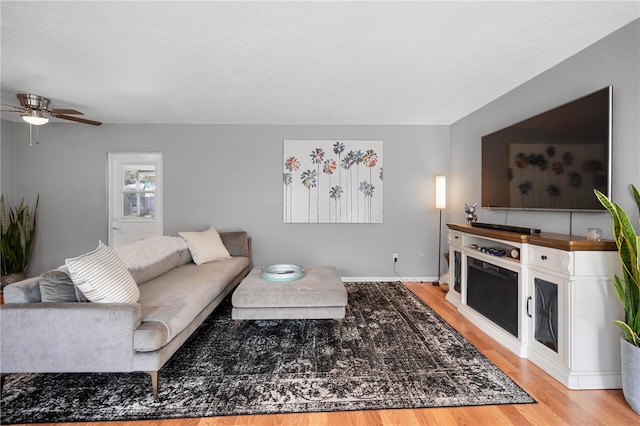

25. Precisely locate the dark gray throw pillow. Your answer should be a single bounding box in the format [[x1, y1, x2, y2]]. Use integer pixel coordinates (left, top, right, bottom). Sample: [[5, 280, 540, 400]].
[[39, 269, 78, 302]]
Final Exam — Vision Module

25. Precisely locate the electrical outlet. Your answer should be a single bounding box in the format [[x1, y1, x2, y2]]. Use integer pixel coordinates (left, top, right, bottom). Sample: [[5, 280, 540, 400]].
[[418, 253, 424, 262], [393, 253, 398, 263]]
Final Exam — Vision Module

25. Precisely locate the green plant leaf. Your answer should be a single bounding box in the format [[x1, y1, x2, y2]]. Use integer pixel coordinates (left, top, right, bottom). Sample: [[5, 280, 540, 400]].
[[595, 187, 640, 346], [615, 320, 634, 343], [0, 195, 5, 233], [1, 195, 39, 274], [615, 321, 640, 346], [632, 184, 640, 217], [595, 189, 622, 244], [614, 275, 631, 317]]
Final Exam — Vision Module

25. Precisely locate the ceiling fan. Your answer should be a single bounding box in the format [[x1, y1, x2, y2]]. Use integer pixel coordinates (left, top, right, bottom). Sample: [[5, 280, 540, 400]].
[[1, 93, 102, 126]]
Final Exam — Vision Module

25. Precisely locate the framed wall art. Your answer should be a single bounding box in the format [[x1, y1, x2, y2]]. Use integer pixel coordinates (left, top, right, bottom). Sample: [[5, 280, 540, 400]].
[[283, 139, 383, 223]]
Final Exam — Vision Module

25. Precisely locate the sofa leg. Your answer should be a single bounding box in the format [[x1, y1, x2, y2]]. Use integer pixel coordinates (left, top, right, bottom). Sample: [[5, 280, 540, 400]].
[[145, 370, 158, 400], [335, 318, 344, 337], [0, 373, 7, 394]]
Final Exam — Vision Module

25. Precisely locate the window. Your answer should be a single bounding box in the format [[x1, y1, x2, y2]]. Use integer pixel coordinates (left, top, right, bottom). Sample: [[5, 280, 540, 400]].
[[122, 166, 156, 218]]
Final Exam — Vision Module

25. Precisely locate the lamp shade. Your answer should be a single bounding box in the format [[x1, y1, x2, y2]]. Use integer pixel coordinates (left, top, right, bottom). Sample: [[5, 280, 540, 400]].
[[21, 111, 49, 126], [435, 175, 446, 209]]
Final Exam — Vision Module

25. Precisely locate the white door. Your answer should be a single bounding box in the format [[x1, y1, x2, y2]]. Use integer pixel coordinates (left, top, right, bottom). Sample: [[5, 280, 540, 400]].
[[108, 152, 163, 248]]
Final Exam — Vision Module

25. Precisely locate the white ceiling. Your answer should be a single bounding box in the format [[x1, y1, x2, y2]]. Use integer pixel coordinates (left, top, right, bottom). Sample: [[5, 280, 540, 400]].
[[1, 1, 638, 125]]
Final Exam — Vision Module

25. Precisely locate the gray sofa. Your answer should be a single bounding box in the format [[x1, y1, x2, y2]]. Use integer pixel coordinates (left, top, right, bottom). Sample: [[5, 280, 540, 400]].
[[0, 231, 251, 399]]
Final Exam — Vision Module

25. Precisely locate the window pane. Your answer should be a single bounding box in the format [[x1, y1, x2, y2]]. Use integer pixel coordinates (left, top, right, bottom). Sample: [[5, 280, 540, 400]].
[[123, 169, 138, 191], [122, 167, 155, 191], [139, 171, 156, 190], [122, 192, 155, 218]]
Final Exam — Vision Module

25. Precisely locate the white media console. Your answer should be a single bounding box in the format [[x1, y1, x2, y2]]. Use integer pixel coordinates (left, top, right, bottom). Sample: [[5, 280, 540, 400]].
[[445, 223, 623, 389]]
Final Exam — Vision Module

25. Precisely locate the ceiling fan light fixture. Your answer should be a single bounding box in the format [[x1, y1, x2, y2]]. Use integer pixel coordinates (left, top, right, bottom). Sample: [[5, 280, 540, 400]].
[[21, 110, 49, 126]]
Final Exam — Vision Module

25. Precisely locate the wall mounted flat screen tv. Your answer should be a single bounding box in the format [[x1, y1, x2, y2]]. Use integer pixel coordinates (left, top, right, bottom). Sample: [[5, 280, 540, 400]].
[[481, 86, 611, 211]]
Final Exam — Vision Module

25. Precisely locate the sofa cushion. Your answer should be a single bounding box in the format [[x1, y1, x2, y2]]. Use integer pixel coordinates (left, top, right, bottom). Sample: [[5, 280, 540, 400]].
[[133, 256, 249, 351], [179, 227, 231, 265], [127, 249, 192, 285], [220, 231, 250, 257], [133, 321, 169, 352], [66, 241, 140, 303], [3, 277, 41, 303], [115, 236, 192, 284]]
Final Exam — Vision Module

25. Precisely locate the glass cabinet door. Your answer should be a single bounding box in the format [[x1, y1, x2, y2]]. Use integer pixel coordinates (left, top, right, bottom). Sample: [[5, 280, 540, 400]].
[[527, 268, 566, 366], [534, 277, 559, 353], [453, 250, 462, 293]]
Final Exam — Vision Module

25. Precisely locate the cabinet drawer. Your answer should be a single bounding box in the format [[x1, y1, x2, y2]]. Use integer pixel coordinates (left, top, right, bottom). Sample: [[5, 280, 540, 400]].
[[449, 230, 463, 247], [529, 246, 573, 275]]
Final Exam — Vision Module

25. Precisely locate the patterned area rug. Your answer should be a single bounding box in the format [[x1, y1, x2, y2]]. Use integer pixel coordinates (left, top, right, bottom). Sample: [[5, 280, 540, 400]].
[[0, 282, 534, 423]]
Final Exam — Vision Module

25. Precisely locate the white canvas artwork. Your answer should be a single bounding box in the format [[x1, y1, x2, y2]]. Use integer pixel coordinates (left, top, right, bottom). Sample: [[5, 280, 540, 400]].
[[283, 140, 383, 223]]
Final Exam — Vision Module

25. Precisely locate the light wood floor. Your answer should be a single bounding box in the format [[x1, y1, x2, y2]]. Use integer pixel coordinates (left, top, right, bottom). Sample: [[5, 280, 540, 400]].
[[10, 282, 639, 425]]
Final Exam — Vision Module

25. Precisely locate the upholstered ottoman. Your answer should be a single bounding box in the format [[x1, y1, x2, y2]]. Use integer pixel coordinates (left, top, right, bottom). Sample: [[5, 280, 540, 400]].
[[231, 265, 348, 335]]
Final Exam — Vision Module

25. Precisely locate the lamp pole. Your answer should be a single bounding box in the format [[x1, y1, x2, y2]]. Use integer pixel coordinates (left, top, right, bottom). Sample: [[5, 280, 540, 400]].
[[434, 176, 446, 285], [434, 208, 443, 285]]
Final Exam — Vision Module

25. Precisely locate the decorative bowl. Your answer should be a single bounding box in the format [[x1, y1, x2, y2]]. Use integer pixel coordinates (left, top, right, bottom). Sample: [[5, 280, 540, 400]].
[[260, 264, 305, 282]]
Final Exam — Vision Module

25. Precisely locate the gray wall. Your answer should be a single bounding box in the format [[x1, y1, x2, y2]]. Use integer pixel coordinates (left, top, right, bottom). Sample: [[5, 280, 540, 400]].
[[1, 118, 17, 205], [3, 20, 638, 279], [1, 122, 449, 279], [450, 19, 639, 238]]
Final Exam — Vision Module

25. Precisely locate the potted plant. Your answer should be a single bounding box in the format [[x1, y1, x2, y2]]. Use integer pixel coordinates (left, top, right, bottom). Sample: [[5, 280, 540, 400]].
[[594, 184, 640, 414], [0, 194, 39, 289]]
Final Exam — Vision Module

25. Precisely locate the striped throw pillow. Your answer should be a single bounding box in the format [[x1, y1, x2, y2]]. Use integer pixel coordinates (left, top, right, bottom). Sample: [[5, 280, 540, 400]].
[[66, 241, 140, 303]]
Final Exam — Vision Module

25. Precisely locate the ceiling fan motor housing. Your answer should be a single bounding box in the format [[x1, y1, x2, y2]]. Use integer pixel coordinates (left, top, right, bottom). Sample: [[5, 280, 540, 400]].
[[18, 94, 51, 111]]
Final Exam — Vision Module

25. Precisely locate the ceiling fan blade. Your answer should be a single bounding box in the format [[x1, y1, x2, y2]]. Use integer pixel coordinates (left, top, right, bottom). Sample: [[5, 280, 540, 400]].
[[51, 108, 84, 115], [54, 113, 102, 126], [1, 102, 24, 110]]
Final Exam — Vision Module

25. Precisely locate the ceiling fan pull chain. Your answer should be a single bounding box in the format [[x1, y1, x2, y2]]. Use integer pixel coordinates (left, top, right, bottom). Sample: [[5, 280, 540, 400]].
[[27, 123, 42, 146]]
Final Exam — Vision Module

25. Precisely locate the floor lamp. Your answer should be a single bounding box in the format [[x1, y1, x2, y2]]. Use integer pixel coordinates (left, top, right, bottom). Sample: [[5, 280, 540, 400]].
[[434, 175, 446, 285]]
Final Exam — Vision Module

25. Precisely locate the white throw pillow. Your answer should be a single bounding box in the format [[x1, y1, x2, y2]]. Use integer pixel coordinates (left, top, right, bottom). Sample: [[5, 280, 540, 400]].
[[179, 227, 231, 265], [65, 241, 140, 303]]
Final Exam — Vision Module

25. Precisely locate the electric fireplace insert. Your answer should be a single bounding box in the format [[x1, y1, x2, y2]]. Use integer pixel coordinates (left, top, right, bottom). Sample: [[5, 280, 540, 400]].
[[467, 256, 519, 337]]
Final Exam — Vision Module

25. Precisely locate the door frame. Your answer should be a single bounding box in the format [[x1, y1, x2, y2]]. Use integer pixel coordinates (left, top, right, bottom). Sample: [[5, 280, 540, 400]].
[[107, 152, 163, 247]]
